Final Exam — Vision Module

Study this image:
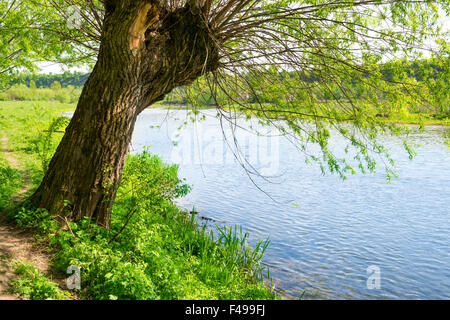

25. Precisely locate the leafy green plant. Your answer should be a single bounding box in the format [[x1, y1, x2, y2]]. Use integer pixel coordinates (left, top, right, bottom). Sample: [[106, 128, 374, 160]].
[[8, 146, 276, 300], [0, 162, 21, 210], [10, 261, 70, 300], [11, 205, 58, 234], [27, 106, 69, 173]]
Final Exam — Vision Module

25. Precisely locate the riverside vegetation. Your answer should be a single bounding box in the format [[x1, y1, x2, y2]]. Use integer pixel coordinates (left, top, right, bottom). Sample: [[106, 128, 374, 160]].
[[0, 65, 447, 299], [3, 69, 449, 127], [3, 86, 449, 128], [0, 100, 277, 300]]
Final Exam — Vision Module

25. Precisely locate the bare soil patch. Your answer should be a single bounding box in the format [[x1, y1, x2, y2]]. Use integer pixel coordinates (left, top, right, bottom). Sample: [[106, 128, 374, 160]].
[[0, 136, 67, 299]]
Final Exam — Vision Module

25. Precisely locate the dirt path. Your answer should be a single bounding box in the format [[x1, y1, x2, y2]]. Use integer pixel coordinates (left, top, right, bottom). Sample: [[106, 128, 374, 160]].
[[0, 136, 57, 299], [0, 215, 55, 299]]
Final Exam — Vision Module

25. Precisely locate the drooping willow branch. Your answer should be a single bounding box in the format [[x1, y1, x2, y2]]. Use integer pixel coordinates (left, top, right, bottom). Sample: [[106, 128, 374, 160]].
[[23, 0, 449, 181]]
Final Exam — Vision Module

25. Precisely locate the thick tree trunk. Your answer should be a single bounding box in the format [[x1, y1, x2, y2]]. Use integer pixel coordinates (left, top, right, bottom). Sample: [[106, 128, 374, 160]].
[[29, 65, 140, 227], [29, 0, 219, 227]]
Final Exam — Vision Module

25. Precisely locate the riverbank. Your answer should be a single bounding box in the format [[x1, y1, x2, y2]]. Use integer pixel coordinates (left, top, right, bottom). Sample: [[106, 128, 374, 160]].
[[151, 101, 450, 127], [0, 101, 278, 300], [137, 106, 450, 299]]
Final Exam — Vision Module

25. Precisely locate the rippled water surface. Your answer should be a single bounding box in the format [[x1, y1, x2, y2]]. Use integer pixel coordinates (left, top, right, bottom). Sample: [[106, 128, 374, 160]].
[[131, 108, 450, 299]]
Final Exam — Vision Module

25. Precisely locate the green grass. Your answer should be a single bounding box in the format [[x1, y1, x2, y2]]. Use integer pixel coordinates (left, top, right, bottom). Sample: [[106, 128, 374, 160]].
[[0, 101, 76, 190], [9, 261, 71, 300], [0, 158, 21, 210], [0, 100, 278, 300]]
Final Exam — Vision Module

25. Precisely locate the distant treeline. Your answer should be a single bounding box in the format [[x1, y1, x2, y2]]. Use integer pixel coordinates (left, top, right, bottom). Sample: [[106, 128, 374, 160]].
[[8, 57, 446, 91], [8, 59, 445, 90], [10, 72, 90, 88]]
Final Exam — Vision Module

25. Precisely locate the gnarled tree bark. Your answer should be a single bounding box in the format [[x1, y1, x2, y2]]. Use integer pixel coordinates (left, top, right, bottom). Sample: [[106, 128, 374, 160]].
[[29, 0, 219, 227]]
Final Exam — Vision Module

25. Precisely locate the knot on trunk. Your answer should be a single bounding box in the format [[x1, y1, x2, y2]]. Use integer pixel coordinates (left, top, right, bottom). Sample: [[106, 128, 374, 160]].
[[150, 6, 220, 85], [130, 2, 161, 52]]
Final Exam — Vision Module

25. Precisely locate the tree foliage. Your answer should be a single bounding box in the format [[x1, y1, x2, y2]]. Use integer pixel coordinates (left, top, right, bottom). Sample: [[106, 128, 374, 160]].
[[0, 0, 95, 86], [3, 1, 449, 222], [9, 71, 89, 88], [4, 0, 449, 180]]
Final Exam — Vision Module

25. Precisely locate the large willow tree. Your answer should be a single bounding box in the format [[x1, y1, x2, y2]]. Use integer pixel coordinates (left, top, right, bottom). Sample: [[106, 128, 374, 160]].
[[3, 0, 448, 227]]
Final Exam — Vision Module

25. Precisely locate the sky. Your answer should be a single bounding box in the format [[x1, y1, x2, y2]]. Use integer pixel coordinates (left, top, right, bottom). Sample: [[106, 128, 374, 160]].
[[38, 62, 90, 74]]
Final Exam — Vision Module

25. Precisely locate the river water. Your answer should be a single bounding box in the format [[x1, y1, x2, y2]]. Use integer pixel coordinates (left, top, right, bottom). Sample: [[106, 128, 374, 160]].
[[130, 108, 450, 300]]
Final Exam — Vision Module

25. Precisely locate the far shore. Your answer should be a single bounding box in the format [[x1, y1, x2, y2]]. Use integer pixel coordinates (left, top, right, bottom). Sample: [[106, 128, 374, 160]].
[[149, 101, 450, 127]]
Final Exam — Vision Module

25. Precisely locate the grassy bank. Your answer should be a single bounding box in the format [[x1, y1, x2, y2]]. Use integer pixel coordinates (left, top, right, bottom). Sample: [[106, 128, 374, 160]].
[[0, 101, 277, 300], [0, 84, 82, 104], [150, 101, 450, 127], [0, 101, 76, 190]]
